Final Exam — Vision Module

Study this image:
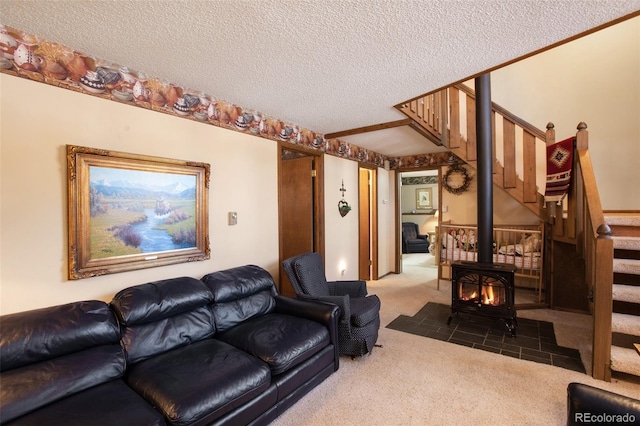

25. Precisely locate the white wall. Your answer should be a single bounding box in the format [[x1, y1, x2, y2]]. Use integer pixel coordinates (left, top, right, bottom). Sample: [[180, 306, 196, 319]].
[[0, 74, 400, 315], [490, 16, 640, 210], [0, 74, 279, 314], [401, 183, 439, 234], [401, 181, 439, 214], [440, 165, 540, 226], [322, 161, 396, 281], [376, 167, 394, 277], [323, 155, 360, 281]]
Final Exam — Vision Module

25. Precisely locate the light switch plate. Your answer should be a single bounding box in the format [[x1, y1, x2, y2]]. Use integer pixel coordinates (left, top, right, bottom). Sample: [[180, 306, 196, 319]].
[[228, 211, 237, 225]]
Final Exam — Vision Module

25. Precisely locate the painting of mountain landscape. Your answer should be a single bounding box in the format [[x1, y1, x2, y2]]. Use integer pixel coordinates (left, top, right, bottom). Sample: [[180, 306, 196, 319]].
[[89, 166, 197, 258]]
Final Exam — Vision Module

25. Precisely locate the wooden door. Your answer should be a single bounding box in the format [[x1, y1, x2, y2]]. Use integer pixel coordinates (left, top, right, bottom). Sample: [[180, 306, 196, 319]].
[[359, 168, 371, 280], [358, 166, 379, 280], [279, 155, 315, 297]]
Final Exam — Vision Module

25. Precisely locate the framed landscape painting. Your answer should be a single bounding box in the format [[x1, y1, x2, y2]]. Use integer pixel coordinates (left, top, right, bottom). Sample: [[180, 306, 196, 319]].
[[67, 145, 210, 279]]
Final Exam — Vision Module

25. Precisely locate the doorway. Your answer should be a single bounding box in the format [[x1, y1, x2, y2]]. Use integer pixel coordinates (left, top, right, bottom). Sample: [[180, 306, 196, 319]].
[[397, 169, 440, 273], [278, 144, 324, 297], [358, 166, 378, 281]]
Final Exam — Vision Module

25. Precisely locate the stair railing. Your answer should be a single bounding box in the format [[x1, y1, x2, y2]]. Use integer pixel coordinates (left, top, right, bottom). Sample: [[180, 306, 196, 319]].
[[546, 123, 613, 380], [571, 123, 613, 381], [398, 84, 550, 218], [401, 90, 615, 380]]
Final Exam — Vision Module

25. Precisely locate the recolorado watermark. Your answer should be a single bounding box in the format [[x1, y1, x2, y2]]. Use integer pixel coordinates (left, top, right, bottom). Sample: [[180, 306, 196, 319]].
[[574, 412, 636, 423]]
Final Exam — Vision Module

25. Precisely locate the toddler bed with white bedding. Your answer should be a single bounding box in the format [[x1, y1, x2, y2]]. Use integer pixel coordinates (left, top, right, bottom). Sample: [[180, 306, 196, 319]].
[[437, 223, 545, 304]]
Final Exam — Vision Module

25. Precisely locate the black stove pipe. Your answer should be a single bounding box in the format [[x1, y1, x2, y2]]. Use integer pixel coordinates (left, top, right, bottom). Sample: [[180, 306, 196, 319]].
[[475, 74, 493, 264]]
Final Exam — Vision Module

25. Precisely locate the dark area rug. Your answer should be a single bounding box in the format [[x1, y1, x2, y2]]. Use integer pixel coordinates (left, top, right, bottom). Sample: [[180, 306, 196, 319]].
[[387, 302, 585, 373]]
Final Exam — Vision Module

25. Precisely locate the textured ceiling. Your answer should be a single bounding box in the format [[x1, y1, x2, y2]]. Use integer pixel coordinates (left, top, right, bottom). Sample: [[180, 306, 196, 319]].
[[1, 1, 639, 156]]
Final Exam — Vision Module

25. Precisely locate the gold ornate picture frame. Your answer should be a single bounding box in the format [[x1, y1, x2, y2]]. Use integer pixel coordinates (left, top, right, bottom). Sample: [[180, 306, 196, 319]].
[[415, 187, 433, 210], [67, 145, 210, 279]]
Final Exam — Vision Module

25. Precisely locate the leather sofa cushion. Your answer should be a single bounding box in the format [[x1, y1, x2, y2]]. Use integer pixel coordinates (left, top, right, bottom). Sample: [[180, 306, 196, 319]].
[[271, 345, 335, 398], [217, 313, 329, 375], [111, 276, 212, 325], [1, 301, 119, 371], [202, 265, 277, 332], [119, 306, 215, 364], [202, 265, 278, 303], [2, 379, 165, 426], [126, 338, 271, 426], [212, 290, 275, 333], [1, 345, 125, 423], [111, 277, 216, 364]]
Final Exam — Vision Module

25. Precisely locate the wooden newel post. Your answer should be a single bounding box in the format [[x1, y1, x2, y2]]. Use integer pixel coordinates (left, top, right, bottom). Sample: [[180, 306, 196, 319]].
[[576, 122, 588, 150], [545, 122, 556, 221], [592, 223, 613, 381], [545, 121, 556, 146]]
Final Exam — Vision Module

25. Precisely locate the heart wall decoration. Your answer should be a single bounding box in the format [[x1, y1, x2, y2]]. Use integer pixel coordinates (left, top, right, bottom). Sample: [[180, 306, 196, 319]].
[[338, 179, 351, 217], [338, 199, 351, 217]]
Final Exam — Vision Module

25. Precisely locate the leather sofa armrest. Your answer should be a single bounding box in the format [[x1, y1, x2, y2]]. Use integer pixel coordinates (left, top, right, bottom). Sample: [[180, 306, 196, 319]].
[[275, 295, 339, 324], [274, 296, 340, 369], [567, 382, 640, 426], [328, 280, 368, 297]]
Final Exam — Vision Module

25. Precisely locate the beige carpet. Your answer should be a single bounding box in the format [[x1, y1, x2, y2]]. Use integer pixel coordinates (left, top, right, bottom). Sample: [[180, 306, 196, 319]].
[[272, 253, 640, 426]]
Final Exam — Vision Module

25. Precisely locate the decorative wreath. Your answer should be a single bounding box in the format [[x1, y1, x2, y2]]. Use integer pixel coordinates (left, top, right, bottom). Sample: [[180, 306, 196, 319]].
[[443, 164, 472, 195]]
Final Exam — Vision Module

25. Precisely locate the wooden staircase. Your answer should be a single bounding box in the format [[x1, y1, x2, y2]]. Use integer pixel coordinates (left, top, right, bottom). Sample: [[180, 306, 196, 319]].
[[397, 85, 639, 382], [607, 213, 640, 378], [544, 126, 639, 381], [397, 83, 547, 218]]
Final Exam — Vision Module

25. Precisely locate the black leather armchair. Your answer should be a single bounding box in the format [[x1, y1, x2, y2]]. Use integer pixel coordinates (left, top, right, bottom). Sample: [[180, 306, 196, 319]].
[[402, 222, 429, 253], [282, 252, 381, 358], [567, 382, 640, 426]]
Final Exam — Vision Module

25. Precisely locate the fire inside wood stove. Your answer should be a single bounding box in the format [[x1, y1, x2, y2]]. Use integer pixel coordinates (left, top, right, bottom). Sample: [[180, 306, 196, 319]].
[[458, 275, 505, 306], [448, 261, 518, 337]]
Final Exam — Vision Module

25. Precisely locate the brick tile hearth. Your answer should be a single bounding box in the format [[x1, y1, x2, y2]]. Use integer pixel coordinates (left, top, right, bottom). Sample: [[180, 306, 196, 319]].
[[387, 302, 585, 373]]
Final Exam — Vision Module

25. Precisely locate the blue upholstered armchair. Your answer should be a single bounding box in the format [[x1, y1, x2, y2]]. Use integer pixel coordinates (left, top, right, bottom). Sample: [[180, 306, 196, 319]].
[[402, 222, 429, 253], [282, 252, 381, 358]]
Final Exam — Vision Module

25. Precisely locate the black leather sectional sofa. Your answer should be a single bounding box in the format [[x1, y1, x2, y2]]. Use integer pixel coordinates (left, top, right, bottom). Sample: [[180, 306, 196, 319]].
[[0, 265, 339, 425], [567, 382, 640, 425]]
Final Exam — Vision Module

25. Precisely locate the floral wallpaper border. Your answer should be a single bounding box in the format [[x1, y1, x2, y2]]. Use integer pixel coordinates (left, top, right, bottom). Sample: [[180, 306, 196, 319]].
[[0, 23, 452, 169], [401, 176, 439, 185]]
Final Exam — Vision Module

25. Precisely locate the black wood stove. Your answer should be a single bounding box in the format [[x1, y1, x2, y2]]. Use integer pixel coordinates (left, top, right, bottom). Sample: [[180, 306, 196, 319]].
[[447, 261, 517, 337], [446, 74, 518, 337]]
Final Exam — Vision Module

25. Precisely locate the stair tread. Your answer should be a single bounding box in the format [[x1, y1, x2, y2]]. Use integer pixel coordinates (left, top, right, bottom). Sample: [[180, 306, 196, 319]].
[[612, 235, 640, 251], [605, 213, 640, 227], [613, 284, 640, 303], [613, 258, 640, 275], [612, 312, 640, 335], [610, 346, 640, 377]]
